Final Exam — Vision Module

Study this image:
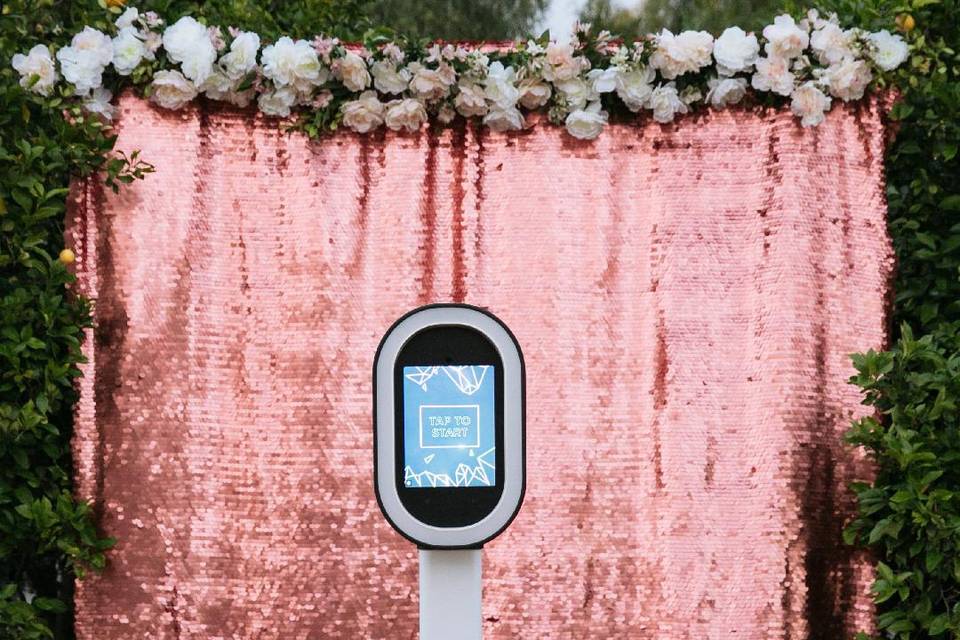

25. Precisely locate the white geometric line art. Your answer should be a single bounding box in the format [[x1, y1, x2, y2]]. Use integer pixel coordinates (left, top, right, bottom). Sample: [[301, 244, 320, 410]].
[[442, 365, 490, 395], [404, 366, 439, 391], [404, 445, 496, 488], [423, 454, 435, 464]]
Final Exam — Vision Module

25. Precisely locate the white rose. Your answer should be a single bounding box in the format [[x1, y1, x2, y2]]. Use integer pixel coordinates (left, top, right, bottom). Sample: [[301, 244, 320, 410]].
[[201, 70, 233, 100], [564, 101, 608, 140], [56, 26, 113, 93], [149, 69, 198, 110], [615, 66, 655, 112], [823, 58, 872, 101], [115, 7, 139, 31], [336, 51, 371, 92], [866, 30, 909, 71], [341, 90, 385, 133], [482, 106, 525, 132], [713, 26, 759, 75], [257, 87, 297, 117], [650, 29, 714, 79], [706, 76, 748, 108], [219, 31, 260, 80], [648, 82, 688, 123], [454, 82, 488, 117], [751, 55, 795, 96], [790, 81, 832, 127], [542, 42, 581, 82], [112, 28, 146, 76], [556, 77, 598, 111], [587, 66, 619, 93], [762, 14, 810, 59], [260, 37, 327, 93], [810, 23, 855, 65], [371, 60, 410, 94], [408, 65, 451, 101], [82, 87, 115, 120], [384, 98, 427, 132], [483, 61, 519, 109], [11, 44, 57, 96], [518, 79, 551, 109], [437, 103, 457, 124], [162, 16, 217, 84]]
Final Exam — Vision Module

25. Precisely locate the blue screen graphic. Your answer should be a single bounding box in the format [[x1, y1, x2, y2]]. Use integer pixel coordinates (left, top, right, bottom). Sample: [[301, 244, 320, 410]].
[[402, 365, 495, 488]]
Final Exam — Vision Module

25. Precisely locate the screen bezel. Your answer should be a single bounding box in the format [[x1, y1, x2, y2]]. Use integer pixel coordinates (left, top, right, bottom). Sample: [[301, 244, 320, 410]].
[[393, 326, 505, 527]]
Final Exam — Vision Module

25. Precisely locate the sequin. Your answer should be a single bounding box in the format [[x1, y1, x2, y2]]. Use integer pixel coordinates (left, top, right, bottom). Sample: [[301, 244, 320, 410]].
[[67, 92, 894, 638]]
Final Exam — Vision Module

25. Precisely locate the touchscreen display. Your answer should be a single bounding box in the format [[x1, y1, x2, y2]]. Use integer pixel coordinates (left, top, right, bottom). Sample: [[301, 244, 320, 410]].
[[402, 365, 495, 488]]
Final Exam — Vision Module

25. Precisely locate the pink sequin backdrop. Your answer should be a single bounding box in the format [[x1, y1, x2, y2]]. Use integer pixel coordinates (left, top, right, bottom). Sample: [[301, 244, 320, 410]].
[[67, 93, 894, 639]]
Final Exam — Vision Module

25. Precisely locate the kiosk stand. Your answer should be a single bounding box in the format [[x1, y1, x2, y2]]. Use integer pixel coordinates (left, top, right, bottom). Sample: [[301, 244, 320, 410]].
[[373, 305, 526, 639], [420, 549, 482, 640]]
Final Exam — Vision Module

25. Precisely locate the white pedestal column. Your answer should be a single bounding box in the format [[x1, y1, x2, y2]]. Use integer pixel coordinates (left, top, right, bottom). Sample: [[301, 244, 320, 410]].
[[419, 549, 482, 640]]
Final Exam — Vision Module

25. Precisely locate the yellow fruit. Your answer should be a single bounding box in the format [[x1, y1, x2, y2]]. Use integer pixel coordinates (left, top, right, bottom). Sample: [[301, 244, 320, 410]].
[[896, 14, 916, 33], [105, 0, 127, 7], [59, 248, 76, 264]]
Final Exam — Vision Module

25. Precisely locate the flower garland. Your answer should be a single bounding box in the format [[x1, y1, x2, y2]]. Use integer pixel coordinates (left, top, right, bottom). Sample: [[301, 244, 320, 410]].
[[12, 6, 909, 140]]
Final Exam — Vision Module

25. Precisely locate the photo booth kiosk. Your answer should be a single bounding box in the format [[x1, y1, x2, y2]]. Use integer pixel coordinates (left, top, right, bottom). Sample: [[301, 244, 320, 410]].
[[374, 304, 526, 639]]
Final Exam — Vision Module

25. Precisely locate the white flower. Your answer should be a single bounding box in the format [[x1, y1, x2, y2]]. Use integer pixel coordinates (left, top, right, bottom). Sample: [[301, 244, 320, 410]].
[[810, 23, 855, 65], [149, 69, 198, 110], [219, 31, 260, 80], [790, 81, 832, 127], [615, 66, 655, 112], [257, 87, 297, 117], [143, 32, 162, 57], [587, 66, 619, 93], [650, 29, 714, 79], [82, 87, 114, 119], [371, 60, 410, 94], [556, 77, 598, 111], [56, 27, 113, 93], [384, 98, 427, 132], [706, 76, 748, 107], [341, 90, 385, 133], [762, 14, 810, 59], [542, 42, 582, 82], [482, 106, 524, 132], [437, 103, 457, 124], [713, 26, 759, 76], [648, 82, 688, 123], [518, 79, 551, 109], [381, 43, 404, 63], [260, 37, 327, 93], [751, 55, 795, 96], [823, 58, 872, 101], [112, 28, 146, 76], [162, 16, 217, 84], [408, 64, 452, 101], [11, 44, 57, 96], [115, 7, 139, 31], [483, 61, 519, 109], [201, 70, 235, 102], [335, 51, 371, 92], [454, 82, 488, 117], [866, 30, 909, 71], [565, 101, 607, 139]]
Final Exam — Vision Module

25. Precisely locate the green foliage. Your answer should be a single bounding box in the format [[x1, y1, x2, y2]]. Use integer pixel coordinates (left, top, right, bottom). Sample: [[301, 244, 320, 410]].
[[580, 0, 785, 39], [819, 0, 960, 637], [364, 0, 547, 40]]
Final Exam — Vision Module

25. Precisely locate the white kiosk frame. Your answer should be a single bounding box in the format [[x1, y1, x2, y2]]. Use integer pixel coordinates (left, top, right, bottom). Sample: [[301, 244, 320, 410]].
[[373, 304, 525, 639]]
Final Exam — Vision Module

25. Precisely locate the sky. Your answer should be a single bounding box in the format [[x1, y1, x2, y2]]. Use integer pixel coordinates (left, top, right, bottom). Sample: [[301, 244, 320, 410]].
[[537, 0, 635, 40]]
